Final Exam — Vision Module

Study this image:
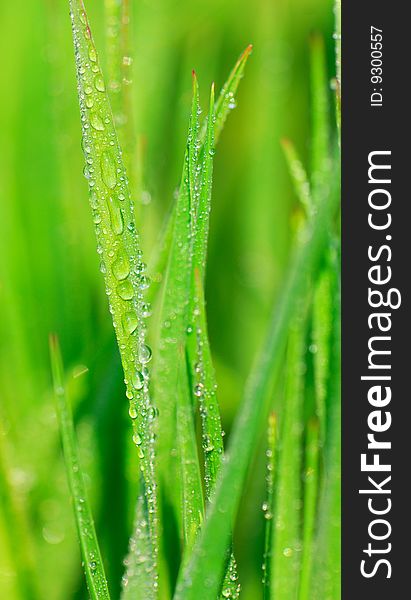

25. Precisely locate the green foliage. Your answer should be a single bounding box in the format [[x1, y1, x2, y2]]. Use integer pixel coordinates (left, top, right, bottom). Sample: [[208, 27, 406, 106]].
[[0, 0, 340, 598]]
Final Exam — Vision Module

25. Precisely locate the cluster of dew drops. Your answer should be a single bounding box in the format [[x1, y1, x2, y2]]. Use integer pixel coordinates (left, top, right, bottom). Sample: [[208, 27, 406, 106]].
[[71, 8, 157, 462]]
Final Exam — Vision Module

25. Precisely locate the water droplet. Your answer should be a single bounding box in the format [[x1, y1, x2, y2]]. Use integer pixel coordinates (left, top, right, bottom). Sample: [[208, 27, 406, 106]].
[[90, 112, 105, 131], [123, 55, 133, 66], [139, 344, 152, 364], [194, 384, 203, 397], [123, 311, 138, 334], [133, 432, 142, 445], [117, 280, 134, 300], [94, 75, 105, 92], [85, 96, 94, 109], [89, 47, 97, 62], [106, 197, 123, 234], [101, 151, 117, 189], [112, 254, 129, 282], [283, 547, 293, 557], [132, 370, 144, 390], [129, 405, 138, 419], [138, 275, 150, 290]]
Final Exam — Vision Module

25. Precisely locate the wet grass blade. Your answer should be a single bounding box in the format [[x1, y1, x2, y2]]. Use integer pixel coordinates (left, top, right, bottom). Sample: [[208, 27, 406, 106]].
[[212, 45, 253, 145], [174, 156, 340, 600], [153, 73, 202, 543], [49, 334, 110, 600], [121, 488, 156, 600], [270, 313, 306, 600], [298, 417, 320, 600], [262, 413, 277, 600], [147, 48, 252, 303], [68, 0, 158, 592]]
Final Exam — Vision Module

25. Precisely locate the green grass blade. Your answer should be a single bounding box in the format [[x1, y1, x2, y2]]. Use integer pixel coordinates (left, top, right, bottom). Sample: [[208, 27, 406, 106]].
[[177, 345, 204, 550], [147, 48, 251, 304], [281, 138, 312, 217], [262, 413, 276, 600], [270, 313, 306, 600], [310, 34, 330, 195], [153, 74, 202, 540], [213, 45, 253, 145], [312, 270, 332, 443], [68, 0, 159, 591], [49, 334, 110, 600], [310, 246, 341, 599], [121, 487, 156, 600], [298, 417, 320, 600], [174, 156, 340, 600]]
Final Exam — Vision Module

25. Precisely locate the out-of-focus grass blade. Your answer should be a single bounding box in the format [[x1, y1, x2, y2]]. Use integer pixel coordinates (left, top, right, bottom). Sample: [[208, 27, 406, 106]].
[[281, 138, 312, 217], [262, 413, 276, 600], [334, 0, 342, 141], [310, 246, 341, 599], [270, 314, 306, 600], [49, 334, 110, 600], [310, 35, 330, 195], [147, 48, 252, 303], [174, 156, 340, 600], [68, 0, 158, 592], [298, 417, 320, 600], [104, 0, 135, 180]]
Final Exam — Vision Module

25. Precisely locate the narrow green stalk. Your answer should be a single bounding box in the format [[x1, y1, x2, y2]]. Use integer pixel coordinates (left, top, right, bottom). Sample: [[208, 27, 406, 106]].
[[262, 413, 277, 600], [270, 313, 306, 600], [49, 335, 110, 600], [174, 156, 340, 600], [68, 0, 158, 592], [298, 417, 320, 600]]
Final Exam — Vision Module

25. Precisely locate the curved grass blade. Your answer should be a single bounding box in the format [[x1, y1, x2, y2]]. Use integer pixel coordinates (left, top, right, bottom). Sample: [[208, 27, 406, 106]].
[[49, 334, 110, 600], [262, 413, 277, 600], [270, 313, 306, 600], [298, 417, 320, 600], [68, 0, 158, 593], [174, 156, 340, 600]]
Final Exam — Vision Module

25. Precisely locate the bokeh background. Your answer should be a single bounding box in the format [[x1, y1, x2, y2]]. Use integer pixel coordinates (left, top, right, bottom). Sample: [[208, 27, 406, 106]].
[[0, 0, 335, 597]]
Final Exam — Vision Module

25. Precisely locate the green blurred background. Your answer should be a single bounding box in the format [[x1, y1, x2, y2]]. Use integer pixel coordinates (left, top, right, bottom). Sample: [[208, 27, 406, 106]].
[[0, 0, 334, 597]]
